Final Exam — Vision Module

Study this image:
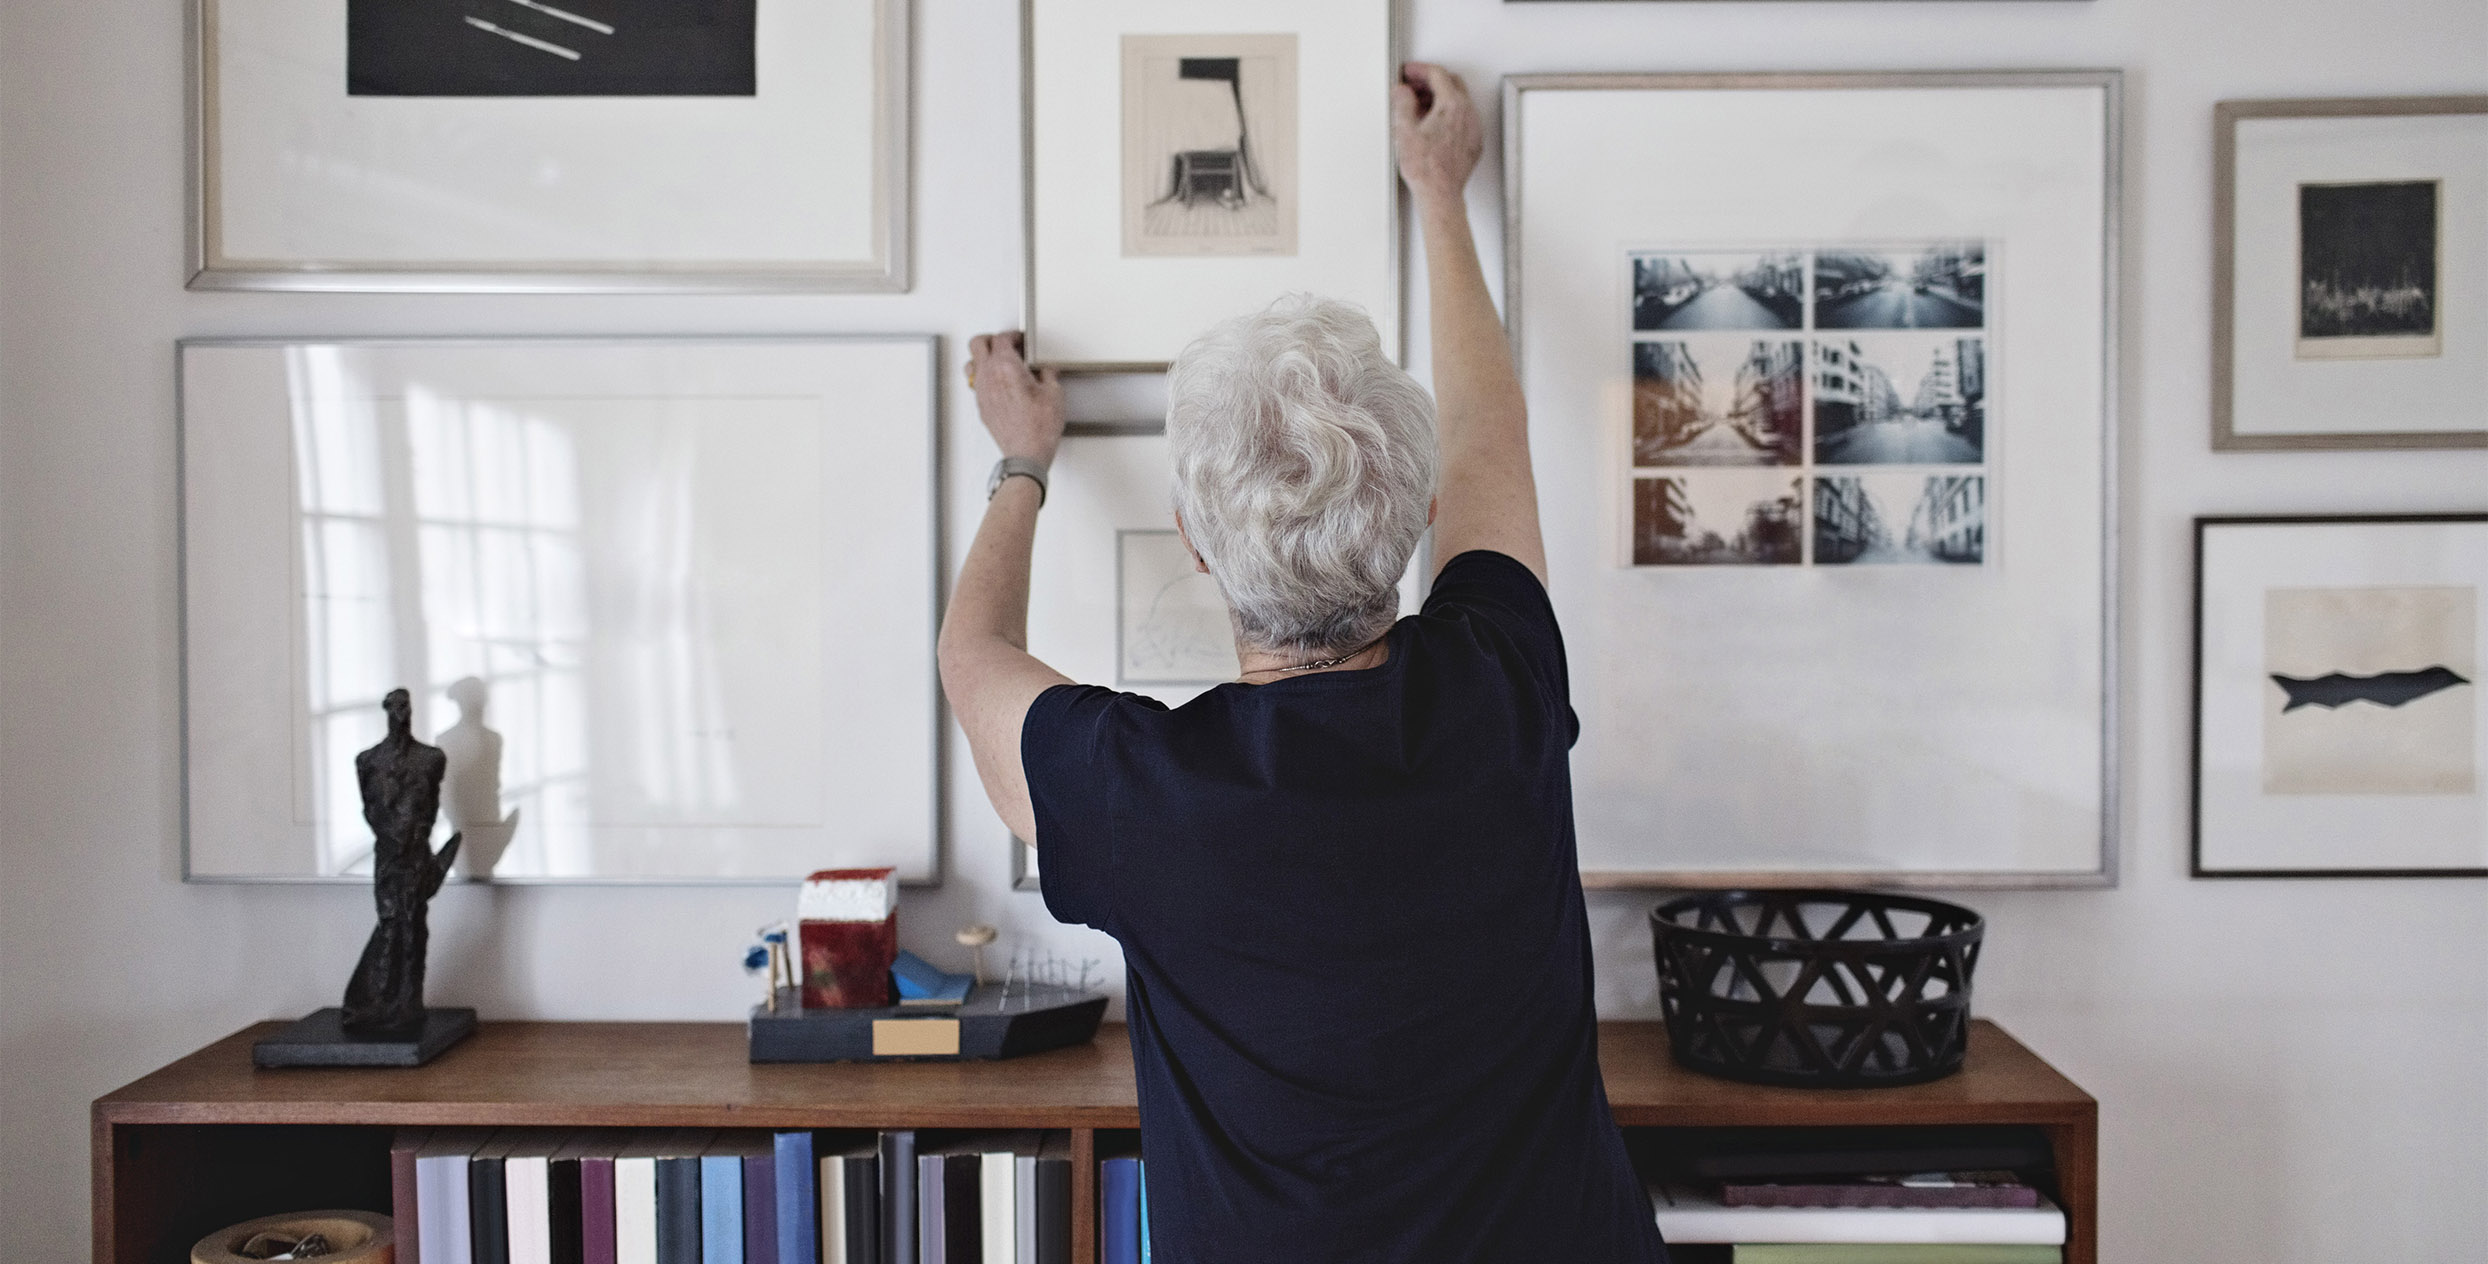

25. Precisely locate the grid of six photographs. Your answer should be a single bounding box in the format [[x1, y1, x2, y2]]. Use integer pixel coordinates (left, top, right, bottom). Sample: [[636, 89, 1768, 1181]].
[[1625, 242, 1995, 567]]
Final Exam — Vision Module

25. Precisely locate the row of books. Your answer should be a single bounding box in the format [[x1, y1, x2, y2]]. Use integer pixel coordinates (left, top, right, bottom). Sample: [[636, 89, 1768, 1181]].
[[1644, 1126, 2068, 1264], [390, 1128, 1072, 1264]]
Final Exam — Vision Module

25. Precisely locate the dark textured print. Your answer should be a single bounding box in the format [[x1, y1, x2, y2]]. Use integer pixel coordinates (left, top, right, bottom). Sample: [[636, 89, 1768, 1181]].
[[2271, 666, 2470, 712], [349, 0, 758, 96]]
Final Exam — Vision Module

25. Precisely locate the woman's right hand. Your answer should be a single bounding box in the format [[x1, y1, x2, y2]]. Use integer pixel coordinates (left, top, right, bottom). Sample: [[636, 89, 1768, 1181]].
[[1391, 62, 1482, 211]]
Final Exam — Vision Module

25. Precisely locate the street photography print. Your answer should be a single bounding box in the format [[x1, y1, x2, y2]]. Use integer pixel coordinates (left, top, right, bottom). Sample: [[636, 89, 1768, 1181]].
[[1631, 339, 1803, 466], [1812, 334, 1988, 466], [1630, 251, 1804, 331], [1630, 472, 1804, 567], [1813, 243, 1986, 329], [1120, 34, 1300, 258], [1814, 473, 1987, 566], [2297, 179, 2441, 358]]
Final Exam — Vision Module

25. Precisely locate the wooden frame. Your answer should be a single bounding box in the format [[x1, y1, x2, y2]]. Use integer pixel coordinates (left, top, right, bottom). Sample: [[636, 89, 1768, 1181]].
[[2211, 96, 2488, 451], [1504, 71, 2121, 890], [188, 0, 912, 293], [1019, 0, 1403, 372], [2191, 513, 2488, 879], [94, 1019, 2100, 1264]]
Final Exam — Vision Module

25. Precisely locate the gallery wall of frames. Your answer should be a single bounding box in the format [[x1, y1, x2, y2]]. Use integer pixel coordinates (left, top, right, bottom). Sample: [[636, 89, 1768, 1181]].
[[168, 0, 2484, 890]]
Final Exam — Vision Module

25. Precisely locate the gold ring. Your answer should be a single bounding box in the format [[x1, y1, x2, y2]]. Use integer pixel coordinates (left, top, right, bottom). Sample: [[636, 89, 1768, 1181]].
[[965, 362, 978, 388]]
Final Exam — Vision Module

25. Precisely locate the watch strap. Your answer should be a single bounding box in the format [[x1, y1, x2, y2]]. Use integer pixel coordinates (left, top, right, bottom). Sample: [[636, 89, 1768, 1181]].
[[988, 456, 1049, 507]]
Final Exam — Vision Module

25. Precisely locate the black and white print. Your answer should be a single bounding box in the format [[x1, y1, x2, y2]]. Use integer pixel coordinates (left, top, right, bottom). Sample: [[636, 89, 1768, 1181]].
[[1814, 473, 1986, 566], [348, 0, 758, 97], [1813, 244, 1986, 330], [1813, 335, 1987, 466], [1630, 252, 1804, 331], [2265, 585, 2475, 795], [1117, 530, 1238, 686], [1632, 340, 1803, 466], [2297, 180, 2441, 358], [1121, 35, 1299, 258], [1631, 473, 1804, 567]]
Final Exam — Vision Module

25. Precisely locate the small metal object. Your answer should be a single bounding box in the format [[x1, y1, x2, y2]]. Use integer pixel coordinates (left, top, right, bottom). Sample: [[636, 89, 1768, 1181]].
[[986, 457, 1049, 506]]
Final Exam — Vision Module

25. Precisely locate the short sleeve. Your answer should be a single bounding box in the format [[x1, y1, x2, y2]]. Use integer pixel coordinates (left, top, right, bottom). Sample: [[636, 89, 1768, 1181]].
[[1020, 683, 1124, 932], [1421, 550, 1577, 742]]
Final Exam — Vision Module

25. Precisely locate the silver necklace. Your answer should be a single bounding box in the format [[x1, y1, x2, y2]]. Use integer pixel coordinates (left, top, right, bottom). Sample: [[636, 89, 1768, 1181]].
[[1242, 633, 1388, 679]]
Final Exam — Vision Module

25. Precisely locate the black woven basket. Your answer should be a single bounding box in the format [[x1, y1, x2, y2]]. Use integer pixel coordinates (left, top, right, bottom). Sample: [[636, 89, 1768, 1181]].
[[1649, 889, 1983, 1088]]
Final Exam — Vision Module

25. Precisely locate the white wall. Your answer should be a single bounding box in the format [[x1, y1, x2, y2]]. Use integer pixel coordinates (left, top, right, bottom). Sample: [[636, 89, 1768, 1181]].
[[2, 0, 2482, 1260]]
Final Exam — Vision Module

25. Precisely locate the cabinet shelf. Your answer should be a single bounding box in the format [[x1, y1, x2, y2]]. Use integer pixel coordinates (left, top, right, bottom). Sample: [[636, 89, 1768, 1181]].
[[94, 1019, 2094, 1264]]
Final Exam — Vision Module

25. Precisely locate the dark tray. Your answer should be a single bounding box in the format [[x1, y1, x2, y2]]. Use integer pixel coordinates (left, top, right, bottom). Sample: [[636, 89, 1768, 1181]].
[[748, 984, 1106, 1063]]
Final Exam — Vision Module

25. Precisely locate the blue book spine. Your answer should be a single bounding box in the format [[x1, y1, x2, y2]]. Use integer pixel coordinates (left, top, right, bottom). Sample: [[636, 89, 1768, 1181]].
[[742, 1151, 777, 1264], [701, 1156, 745, 1264], [1137, 1162, 1150, 1264], [1100, 1158, 1140, 1264], [773, 1132, 816, 1264]]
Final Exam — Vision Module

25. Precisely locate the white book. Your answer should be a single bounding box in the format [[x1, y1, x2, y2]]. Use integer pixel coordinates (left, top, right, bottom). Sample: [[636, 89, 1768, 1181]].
[[819, 1152, 848, 1264], [1650, 1182, 2067, 1245], [616, 1132, 666, 1264], [979, 1150, 1015, 1264], [503, 1131, 571, 1264], [415, 1128, 493, 1264]]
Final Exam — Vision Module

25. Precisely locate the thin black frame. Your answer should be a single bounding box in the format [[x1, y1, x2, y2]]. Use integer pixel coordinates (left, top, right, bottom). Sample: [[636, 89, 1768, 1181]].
[[2191, 512, 2488, 879]]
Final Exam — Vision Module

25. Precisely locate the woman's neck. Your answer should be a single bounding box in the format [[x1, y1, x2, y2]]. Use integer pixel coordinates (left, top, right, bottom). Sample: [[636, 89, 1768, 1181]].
[[1234, 633, 1391, 682]]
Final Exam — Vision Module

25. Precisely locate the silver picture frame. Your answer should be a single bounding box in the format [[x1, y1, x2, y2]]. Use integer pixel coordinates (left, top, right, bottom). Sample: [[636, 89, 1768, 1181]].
[[177, 335, 947, 885], [1019, 0, 1405, 373], [2211, 95, 2488, 452], [186, 0, 912, 293], [1503, 71, 2124, 891]]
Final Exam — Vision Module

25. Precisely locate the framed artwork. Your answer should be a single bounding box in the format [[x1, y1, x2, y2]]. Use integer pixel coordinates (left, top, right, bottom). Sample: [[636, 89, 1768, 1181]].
[[2193, 515, 2488, 878], [2213, 96, 2488, 450], [189, 0, 910, 292], [1022, 0, 1399, 371], [1505, 72, 2120, 888], [180, 337, 941, 883]]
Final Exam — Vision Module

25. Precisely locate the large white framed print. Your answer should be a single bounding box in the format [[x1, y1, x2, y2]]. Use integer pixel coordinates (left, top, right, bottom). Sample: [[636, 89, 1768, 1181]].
[[2193, 515, 2488, 878], [1023, 0, 1399, 371], [180, 338, 940, 883], [2213, 96, 2488, 451], [191, 0, 909, 292], [1504, 73, 2119, 888]]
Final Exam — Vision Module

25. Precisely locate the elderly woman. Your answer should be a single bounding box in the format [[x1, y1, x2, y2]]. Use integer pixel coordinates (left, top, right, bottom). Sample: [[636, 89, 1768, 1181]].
[[940, 65, 1666, 1263]]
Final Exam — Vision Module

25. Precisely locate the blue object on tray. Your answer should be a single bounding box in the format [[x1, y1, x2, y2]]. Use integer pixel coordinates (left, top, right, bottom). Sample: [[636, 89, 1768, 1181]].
[[891, 950, 973, 1002]]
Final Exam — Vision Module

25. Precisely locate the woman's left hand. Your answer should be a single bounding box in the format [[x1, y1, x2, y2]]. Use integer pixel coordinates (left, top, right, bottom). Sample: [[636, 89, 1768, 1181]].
[[967, 332, 1065, 468]]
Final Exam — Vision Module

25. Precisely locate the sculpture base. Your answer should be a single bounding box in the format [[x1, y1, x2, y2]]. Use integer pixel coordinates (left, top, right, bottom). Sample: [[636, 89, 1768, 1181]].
[[749, 984, 1105, 1063], [252, 1007, 477, 1068]]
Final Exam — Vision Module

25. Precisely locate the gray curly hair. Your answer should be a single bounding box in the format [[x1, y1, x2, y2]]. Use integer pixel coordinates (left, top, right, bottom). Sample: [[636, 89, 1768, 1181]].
[[1167, 295, 1439, 654]]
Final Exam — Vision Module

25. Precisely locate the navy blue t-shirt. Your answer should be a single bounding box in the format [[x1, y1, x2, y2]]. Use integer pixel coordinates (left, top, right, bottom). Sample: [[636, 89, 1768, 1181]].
[[1023, 550, 1665, 1264]]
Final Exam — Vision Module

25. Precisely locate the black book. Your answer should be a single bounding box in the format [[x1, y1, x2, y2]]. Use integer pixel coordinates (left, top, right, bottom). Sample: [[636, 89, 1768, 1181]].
[[879, 1130, 916, 1264], [941, 1151, 981, 1264], [547, 1145, 585, 1264], [653, 1130, 715, 1264], [1678, 1126, 2054, 1181], [835, 1142, 882, 1264], [469, 1129, 516, 1264], [1035, 1133, 1071, 1264]]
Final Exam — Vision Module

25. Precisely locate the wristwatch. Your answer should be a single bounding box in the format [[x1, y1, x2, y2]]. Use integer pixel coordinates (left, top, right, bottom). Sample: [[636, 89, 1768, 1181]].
[[986, 456, 1050, 507]]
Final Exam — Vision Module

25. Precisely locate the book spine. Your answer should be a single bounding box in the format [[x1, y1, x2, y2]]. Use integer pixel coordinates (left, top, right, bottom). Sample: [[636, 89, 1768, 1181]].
[[1034, 1153, 1069, 1264], [506, 1156, 553, 1264], [821, 1156, 849, 1264], [980, 1152, 1014, 1264], [656, 1157, 703, 1264], [548, 1158, 585, 1264], [701, 1155, 745, 1264], [581, 1157, 619, 1264], [743, 1150, 778, 1264], [942, 1154, 980, 1264], [418, 1155, 477, 1264], [1012, 1155, 1036, 1264], [917, 1153, 945, 1264], [1099, 1159, 1139, 1264], [774, 1131, 816, 1264], [393, 1130, 429, 1264], [1137, 1162, 1149, 1264], [614, 1157, 657, 1264], [471, 1155, 510, 1264], [880, 1131, 915, 1264], [1721, 1185, 2041, 1210], [846, 1155, 881, 1264]]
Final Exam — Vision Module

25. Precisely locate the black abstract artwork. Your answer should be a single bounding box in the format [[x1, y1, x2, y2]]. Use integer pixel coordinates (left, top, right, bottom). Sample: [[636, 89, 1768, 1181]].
[[2271, 666, 2471, 713], [349, 0, 758, 97], [2299, 181, 2438, 339]]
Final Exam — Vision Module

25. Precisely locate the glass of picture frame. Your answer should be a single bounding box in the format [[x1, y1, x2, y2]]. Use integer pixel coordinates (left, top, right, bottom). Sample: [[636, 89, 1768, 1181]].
[[1504, 71, 2121, 888], [1021, 0, 1400, 371], [2212, 95, 2488, 450], [2193, 515, 2488, 878], [179, 337, 941, 883], [189, 0, 910, 292]]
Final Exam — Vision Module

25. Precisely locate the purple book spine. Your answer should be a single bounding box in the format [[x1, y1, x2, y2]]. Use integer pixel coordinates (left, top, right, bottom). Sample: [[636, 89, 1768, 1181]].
[[742, 1152, 778, 1264], [581, 1157, 619, 1264]]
